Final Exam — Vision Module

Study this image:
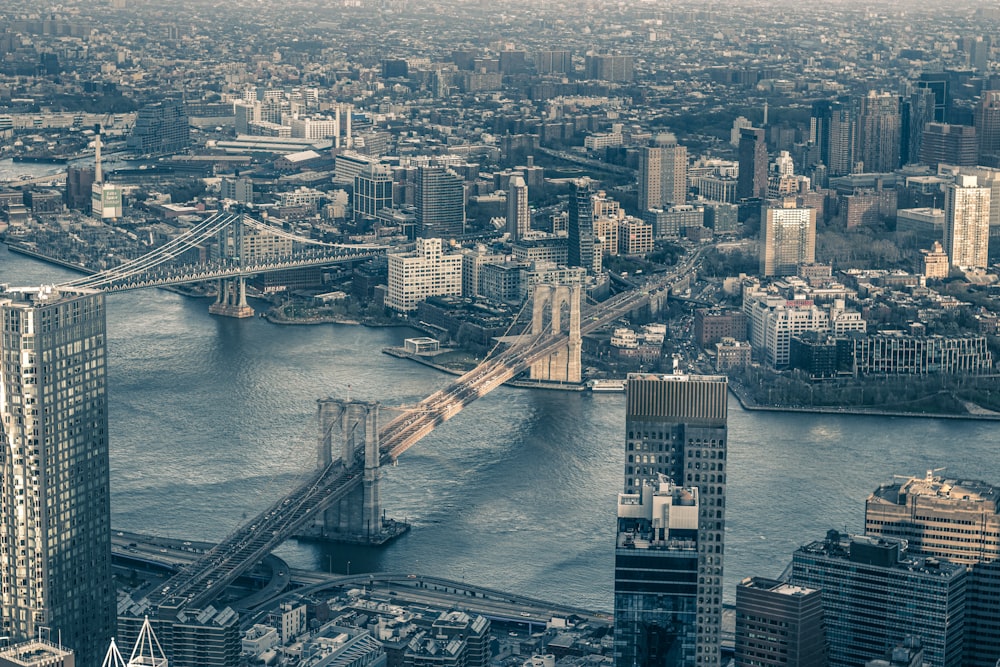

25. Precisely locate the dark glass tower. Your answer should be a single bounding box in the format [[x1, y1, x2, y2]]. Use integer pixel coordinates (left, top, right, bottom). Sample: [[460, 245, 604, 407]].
[[568, 179, 598, 273]]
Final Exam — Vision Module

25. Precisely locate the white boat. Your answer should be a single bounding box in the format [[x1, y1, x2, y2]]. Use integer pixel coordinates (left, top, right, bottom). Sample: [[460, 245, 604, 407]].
[[589, 379, 627, 392]]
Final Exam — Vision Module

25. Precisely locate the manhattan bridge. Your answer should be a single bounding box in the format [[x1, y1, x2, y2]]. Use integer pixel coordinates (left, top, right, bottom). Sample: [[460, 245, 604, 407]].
[[54, 208, 699, 619]]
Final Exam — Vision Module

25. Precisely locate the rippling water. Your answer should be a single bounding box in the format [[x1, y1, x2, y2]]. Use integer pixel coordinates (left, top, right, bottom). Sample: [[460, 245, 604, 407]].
[[3, 245, 998, 611]]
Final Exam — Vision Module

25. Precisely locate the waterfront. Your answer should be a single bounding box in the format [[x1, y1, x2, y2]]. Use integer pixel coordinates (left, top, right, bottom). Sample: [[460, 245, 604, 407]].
[[3, 244, 999, 611]]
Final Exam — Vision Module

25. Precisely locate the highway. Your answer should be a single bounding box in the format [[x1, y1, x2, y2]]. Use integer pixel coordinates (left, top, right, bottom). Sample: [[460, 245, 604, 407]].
[[146, 248, 703, 613]]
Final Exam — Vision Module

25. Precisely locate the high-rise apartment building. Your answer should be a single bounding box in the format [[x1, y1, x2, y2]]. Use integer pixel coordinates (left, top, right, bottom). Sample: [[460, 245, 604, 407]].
[[535, 50, 571, 75], [416, 165, 465, 239], [126, 99, 190, 156], [614, 476, 701, 667], [759, 201, 816, 277], [856, 91, 901, 173], [568, 180, 600, 274], [827, 104, 856, 176], [734, 578, 826, 667], [944, 174, 991, 270], [975, 90, 1000, 167], [0, 285, 114, 666], [638, 134, 687, 211], [506, 175, 530, 241], [866, 473, 1000, 667], [791, 532, 966, 667], [585, 54, 633, 82], [736, 128, 768, 201], [621, 373, 728, 667]]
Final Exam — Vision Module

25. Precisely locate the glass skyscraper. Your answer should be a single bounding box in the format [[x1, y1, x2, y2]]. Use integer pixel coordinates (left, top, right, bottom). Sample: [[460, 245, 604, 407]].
[[615, 373, 728, 667], [0, 285, 114, 665]]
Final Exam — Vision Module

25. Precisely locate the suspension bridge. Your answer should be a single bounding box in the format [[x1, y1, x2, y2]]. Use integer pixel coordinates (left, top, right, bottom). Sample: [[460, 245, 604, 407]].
[[56, 209, 384, 316], [143, 247, 703, 614]]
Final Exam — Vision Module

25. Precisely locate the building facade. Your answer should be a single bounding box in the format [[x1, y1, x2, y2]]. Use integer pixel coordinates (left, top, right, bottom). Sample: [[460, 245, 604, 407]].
[[856, 91, 901, 173], [866, 473, 1000, 667], [760, 202, 816, 277], [568, 180, 600, 274], [416, 165, 465, 239], [944, 174, 991, 270], [734, 578, 826, 667], [622, 374, 728, 667], [736, 128, 768, 201], [387, 238, 463, 312], [0, 286, 114, 665], [791, 532, 966, 667], [614, 477, 701, 667], [638, 134, 687, 211], [506, 175, 530, 241]]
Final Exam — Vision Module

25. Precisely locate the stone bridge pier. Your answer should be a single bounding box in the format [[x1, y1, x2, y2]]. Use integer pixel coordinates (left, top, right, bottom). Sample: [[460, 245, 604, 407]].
[[529, 283, 582, 383], [314, 399, 408, 545]]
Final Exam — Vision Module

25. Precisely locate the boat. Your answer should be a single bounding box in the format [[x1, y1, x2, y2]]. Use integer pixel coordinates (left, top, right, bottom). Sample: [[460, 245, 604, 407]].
[[588, 379, 627, 392]]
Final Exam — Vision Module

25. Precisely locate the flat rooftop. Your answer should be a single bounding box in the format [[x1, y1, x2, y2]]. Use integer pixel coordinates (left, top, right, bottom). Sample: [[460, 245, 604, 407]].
[[870, 474, 1000, 512]]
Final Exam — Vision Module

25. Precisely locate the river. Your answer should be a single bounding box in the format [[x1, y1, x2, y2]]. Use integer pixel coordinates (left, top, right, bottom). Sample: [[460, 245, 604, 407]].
[[2, 244, 997, 611]]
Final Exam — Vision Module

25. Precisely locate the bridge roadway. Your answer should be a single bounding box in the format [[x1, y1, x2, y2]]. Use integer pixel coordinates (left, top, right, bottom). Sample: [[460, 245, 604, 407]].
[[56, 209, 385, 293], [151, 249, 704, 613]]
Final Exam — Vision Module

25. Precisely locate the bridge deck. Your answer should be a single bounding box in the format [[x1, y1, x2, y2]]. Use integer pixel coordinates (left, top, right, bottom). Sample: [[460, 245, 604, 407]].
[[149, 249, 703, 612]]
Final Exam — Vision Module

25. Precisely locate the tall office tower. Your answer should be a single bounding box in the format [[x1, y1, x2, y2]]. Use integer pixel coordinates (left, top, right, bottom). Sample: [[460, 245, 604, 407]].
[[866, 473, 1000, 667], [638, 134, 687, 211], [902, 87, 938, 165], [126, 99, 190, 156], [0, 285, 114, 665], [736, 128, 768, 201], [623, 374, 728, 667], [614, 476, 700, 667], [975, 91, 1000, 167], [759, 201, 817, 277], [568, 180, 600, 274], [734, 578, 826, 667], [791, 532, 966, 667], [944, 174, 991, 270], [416, 165, 465, 239], [506, 175, 530, 241], [855, 91, 901, 173], [354, 164, 393, 221], [919, 123, 979, 167], [918, 72, 950, 123]]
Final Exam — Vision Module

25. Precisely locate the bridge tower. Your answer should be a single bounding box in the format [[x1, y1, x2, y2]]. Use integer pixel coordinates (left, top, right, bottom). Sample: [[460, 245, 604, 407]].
[[316, 398, 386, 542], [529, 283, 582, 383], [208, 212, 255, 318]]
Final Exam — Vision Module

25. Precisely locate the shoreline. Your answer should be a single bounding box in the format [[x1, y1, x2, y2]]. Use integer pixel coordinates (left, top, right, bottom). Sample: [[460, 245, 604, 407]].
[[11, 240, 1000, 418], [727, 379, 1000, 421]]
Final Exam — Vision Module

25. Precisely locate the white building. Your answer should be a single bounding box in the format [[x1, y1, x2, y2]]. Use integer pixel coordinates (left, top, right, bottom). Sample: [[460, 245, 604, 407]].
[[387, 238, 463, 312], [943, 174, 991, 270], [745, 292, 866, 367]]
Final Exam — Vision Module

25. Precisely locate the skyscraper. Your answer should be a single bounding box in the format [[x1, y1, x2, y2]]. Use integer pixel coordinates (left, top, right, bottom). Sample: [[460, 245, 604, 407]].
[[0, 285, 114, 665], [866, 473, 1000, 667], [919, 123, 978, 168], [760, 201, 817, 276], [974, 90, 1000, 168], [354, 163, 393, 221], [416, 165, 465, 239], [506, 174, 530, 241], [638, 134, 687, 211], [620, 373, 728, 667], [855, 91, 901, 173], [944, 174, 991, 270], [827, 103, 856, 176], [614, 476, 700, 667], [791, 532, 966, 667], [568, 179, 600, 274], [902, 87, 937, 165], [736, 128, 768, 201]]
